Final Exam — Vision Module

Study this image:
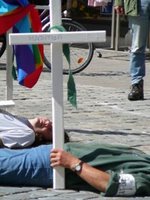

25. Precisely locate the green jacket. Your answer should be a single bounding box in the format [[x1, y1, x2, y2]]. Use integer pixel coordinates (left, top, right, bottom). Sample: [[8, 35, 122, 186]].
[[114, 0, 138, 16], [65, 142, 150, 197]]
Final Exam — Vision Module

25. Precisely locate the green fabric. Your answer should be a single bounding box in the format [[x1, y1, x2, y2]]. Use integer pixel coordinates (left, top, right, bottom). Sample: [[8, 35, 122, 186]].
[[63, 43, 70, 65], [12, 65, 17, 80], [114, 0, 123, 7], [12, 52, 17, 80], [49, 25, 77, 108], [64, 142, 150, 196], [67, 71, 77, 108], [114, 0, 138, 16], [124, 0, 138, 16], [102, 172, 120, 196]]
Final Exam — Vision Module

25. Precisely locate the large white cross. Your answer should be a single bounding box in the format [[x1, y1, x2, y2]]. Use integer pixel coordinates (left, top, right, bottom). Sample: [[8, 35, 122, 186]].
[[9, 0, 106, 189]]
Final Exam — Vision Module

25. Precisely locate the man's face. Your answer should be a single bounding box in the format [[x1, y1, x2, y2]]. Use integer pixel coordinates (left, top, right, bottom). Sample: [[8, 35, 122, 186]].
[[34, 117, 52, 141]]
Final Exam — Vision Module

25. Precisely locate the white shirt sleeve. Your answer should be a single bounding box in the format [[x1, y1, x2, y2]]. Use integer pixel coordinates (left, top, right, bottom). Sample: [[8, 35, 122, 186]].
[[0, 113, 35, 148]]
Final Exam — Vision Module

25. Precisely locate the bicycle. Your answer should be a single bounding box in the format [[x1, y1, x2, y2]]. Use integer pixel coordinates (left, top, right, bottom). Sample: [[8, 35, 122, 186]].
[[40, 8, 94, 74], [0, 4, 94, 75]]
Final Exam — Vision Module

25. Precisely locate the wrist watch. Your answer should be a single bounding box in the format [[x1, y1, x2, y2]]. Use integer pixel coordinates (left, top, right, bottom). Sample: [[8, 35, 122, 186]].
[[71, 161, 83, 173]]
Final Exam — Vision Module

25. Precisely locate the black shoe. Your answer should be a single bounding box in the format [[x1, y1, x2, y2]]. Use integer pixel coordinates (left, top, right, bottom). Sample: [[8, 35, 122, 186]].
[[128, 80, 144, 101]]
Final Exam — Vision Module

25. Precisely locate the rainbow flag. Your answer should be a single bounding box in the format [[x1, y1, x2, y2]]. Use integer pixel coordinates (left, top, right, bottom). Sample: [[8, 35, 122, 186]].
[[0, 0, 43, 88]]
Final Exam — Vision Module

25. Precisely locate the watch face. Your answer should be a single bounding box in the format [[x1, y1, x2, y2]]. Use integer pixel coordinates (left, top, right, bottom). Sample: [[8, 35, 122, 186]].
[[75, 164, 81, 171], [72, 161, 83, 172]]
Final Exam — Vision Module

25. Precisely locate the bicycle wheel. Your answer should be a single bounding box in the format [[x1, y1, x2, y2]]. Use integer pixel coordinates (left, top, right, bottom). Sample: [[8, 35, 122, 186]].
[[0, 34, 6, 58], [42, 18, 94, 74]]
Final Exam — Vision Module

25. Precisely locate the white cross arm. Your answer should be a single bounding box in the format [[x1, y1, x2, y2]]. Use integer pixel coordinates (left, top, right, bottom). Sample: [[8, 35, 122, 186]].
[[0, 100, 15, 108], [9, 31, 106, 45]]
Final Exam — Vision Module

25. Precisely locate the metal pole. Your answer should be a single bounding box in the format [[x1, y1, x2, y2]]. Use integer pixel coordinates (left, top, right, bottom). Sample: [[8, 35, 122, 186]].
[[110, 6, 115, 49], [115, 13, 120, 51], [6, 30, 13, 101]]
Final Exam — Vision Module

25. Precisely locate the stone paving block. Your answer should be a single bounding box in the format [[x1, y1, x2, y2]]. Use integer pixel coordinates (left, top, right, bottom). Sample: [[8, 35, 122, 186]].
[[0, 49, 150, 199]]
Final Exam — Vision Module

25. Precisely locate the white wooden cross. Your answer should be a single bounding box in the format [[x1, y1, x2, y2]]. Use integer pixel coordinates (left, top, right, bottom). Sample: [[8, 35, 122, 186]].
[[9, 0, 106, 189]]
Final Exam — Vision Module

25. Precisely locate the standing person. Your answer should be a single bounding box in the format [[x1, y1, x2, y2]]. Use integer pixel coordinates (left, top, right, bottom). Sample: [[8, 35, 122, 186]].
[[114, 0, 150, 101]]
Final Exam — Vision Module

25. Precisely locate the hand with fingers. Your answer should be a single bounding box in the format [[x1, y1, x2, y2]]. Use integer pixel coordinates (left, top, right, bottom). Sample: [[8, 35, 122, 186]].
[[50, 148, 80, 170]]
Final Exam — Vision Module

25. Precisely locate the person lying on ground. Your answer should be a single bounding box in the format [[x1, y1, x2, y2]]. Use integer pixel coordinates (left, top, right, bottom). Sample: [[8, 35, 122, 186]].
[[0, 109, 57, 148], [0, 142, 150, 197]]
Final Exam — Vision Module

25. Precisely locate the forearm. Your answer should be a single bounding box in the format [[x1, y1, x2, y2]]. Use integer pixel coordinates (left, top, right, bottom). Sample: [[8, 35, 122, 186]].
[[50, 149, 110, 192], [72, 160, 110, 192]]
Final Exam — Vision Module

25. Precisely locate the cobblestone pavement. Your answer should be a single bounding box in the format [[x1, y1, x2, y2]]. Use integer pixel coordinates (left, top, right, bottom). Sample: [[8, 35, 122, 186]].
[[0, 48, 150, 199]]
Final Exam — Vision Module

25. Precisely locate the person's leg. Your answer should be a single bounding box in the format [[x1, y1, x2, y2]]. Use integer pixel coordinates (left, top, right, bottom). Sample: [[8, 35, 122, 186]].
[[0, 144, 53, 187], [128, 0, 150, 100], [66, 0, 72, 10]]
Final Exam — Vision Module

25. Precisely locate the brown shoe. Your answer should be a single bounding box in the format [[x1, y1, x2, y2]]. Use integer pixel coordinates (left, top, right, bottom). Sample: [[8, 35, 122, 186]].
[[128, 80, 144, 101]]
